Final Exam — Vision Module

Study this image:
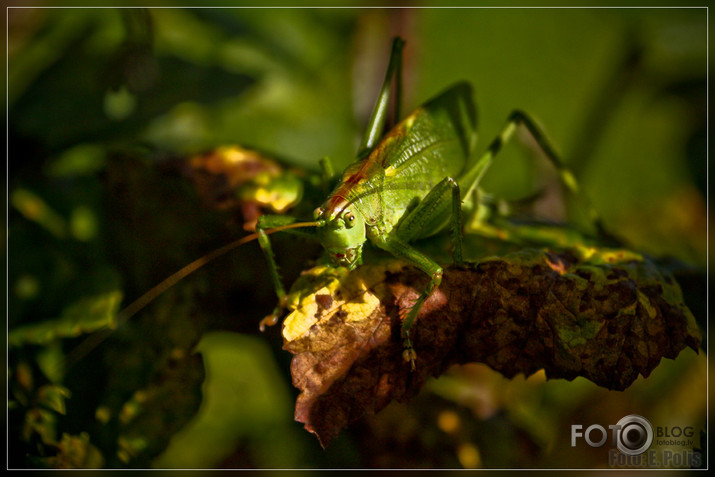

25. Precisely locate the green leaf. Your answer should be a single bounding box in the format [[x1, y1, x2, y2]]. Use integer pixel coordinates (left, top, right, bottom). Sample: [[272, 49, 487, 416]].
[[114, 350, 205, 467], [36, 384, 72, 415], [9, 291, 122, 347], [44, 143, 106, 178], [152, 332, 306, 469], [11, 188, 67, 238]]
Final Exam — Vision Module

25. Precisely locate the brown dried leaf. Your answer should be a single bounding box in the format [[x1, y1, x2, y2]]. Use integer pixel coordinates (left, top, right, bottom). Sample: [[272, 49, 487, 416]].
[[178, 146, 304, 231], [282, 249, 701, 447], [183, 146, 283, 209]]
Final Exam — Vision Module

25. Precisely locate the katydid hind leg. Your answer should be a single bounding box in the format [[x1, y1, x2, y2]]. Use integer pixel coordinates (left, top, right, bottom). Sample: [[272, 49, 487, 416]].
[[507, 110, 609, 237], [357, 37, 405, 159], [459, 109, 610, 239]]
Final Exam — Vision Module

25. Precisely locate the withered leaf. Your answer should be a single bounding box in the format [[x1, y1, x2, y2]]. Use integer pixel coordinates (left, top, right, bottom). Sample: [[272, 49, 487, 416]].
[[178, 145, 304, 231], [281, 248, 701, 447]]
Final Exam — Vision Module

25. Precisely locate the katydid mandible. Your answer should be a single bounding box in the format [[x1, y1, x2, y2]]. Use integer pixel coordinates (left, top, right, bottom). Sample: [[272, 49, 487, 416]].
[[255, 37, 602, 370]]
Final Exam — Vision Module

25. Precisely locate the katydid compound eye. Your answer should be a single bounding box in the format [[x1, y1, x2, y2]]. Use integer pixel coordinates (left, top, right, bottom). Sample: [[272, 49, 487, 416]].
[[345, 213, 356, 227], [313, 207, 324, 219]]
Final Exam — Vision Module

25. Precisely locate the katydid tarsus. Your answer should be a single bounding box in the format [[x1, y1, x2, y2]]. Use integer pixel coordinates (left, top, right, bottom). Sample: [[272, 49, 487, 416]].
[[66, 36, 606, 371]]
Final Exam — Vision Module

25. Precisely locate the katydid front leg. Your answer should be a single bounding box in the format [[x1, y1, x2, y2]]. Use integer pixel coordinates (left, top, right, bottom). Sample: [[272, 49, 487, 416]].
[[256, 214, 297, 330], [376, 236, 443, 370]]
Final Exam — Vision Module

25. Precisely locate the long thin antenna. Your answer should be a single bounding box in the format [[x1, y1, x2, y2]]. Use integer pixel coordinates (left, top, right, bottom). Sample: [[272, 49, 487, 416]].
[[63, 220, 322, 369]]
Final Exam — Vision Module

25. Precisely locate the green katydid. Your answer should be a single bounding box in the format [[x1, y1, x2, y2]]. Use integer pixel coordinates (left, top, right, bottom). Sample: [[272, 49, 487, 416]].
[[253, 37, 607, 369], [65, 36, 606, 371]]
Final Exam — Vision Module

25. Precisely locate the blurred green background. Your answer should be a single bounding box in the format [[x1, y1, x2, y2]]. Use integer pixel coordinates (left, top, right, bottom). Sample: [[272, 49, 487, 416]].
[[7, 6, 707, 469]]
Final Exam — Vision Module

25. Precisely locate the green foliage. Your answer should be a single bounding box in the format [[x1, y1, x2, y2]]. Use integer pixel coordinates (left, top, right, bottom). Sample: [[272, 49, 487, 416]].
[[9, 292, 122, 348], [153, 332, 307, 468], [8, 7, 705, 469]]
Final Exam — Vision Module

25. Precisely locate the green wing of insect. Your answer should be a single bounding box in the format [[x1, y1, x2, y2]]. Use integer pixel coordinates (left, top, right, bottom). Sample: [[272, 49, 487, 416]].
[[372, 81, 477, 173], [330, 82, 479, 240]]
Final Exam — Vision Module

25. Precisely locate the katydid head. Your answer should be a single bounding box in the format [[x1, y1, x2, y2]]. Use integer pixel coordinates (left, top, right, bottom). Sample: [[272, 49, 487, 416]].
[[313, 205, 366, 270]]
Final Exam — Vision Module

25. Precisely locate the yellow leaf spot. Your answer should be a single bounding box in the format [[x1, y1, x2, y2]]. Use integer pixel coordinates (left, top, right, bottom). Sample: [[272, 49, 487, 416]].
[[282, 263, 404, 342], [342, 288, 380, 324], [283, 285, 337, 341]]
